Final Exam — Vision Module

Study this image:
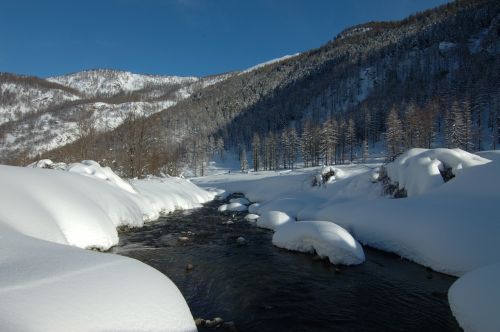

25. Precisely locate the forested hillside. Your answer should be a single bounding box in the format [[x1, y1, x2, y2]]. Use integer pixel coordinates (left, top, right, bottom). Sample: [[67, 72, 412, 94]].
[[3, 0, 499, 177]]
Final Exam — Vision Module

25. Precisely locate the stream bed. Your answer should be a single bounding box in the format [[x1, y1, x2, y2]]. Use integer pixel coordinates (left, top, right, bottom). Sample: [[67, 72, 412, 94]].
[[111, 195, 461, 332]]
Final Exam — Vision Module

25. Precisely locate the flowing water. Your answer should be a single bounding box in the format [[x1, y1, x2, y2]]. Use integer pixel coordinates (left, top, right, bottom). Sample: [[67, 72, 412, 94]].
[[111, 195, 461, 332]]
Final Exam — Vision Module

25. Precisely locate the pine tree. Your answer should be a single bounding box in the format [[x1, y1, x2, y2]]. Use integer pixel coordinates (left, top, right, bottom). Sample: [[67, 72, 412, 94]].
[[240, 146, 248, 173], [345, 118, 356, 162], [463, 99, 473, 151], [216, 138, 225, 160], [251, 133, 261, 171], [385, 107, 403, 161], [288, 127, 299, 169], [362, 138, 369, 162], [446, 101, 465, 149]]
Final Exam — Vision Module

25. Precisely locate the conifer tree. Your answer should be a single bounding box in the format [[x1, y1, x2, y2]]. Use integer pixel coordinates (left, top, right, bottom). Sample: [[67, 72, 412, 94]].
[[385, 107, 403, 160]]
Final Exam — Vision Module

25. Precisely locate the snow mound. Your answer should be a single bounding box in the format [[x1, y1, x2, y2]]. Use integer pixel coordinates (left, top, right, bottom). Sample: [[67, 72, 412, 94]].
[[386, 148, 489, 196], [218, 202, 248, 212], [272, 221, 365, 265], [0, 227, 197, 332], [257, 211, 293, 230], [449, 263, 500, 332], [244, 213, 259, 221], [229, 197, 250, 205]]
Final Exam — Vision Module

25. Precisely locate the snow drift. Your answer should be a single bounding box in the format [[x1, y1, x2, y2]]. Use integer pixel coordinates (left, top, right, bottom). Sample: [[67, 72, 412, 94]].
[[0, 161, 216, 331]]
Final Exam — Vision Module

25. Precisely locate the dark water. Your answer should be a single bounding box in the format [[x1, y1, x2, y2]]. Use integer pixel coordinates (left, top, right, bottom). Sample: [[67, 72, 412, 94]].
[[111, 195, 461, 332]]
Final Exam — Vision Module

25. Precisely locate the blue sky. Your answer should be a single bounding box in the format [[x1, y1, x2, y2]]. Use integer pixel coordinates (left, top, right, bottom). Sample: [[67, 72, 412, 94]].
[[0, 0, 450, 78]]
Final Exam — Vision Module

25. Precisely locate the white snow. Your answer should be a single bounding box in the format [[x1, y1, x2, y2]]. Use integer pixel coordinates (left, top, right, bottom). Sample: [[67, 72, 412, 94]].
[[385, 148, 489, 196], [244, 213, 259, 222], [48, 69, 198, 97], [449, 263, 500, 332], [272, 221, 365, 265], [67, 160, 137, 193], [241, 53, 300, 74], [0, 161, 216, 331], [0, 226, 197, 332], [256, 211, 293, 230], [218, 202, 248, 212], [229, 197, 250, 205]]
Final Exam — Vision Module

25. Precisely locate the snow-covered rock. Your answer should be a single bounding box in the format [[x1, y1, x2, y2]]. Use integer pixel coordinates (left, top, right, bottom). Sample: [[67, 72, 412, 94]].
[[256, 211, 293, 230], [244, 213, 260, 222], [449, 263, 500, 332], [385, 148, 489, 196], [248, 203, 260, 214], [272, 221, 365, 265], [218, 202, 248, 212], [229, 197, 250, 205]]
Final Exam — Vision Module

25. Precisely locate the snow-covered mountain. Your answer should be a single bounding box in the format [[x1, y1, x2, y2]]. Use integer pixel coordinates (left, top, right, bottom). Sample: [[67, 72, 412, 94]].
[[47, 69, 198, 98], [0, 70, 233, 162]]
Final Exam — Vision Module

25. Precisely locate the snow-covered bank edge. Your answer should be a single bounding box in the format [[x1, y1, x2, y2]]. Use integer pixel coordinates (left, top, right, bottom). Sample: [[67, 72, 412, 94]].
[[0, 161, 217, 331], [449, 263, 500, 332]]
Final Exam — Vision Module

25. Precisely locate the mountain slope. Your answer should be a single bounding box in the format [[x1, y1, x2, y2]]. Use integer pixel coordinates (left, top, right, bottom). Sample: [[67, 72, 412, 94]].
[[0, 70, 234, 162]]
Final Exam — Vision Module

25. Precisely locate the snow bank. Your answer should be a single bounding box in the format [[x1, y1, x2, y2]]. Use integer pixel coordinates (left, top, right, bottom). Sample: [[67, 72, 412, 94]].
[[449, 263, 500, 332], [386, 148, 489, 196], [0, 161, 216, 331], [273, 221, 365, 265], [257, 211, 293, 230], [0, 226, 197, 332], [0, 163, 214, 249]]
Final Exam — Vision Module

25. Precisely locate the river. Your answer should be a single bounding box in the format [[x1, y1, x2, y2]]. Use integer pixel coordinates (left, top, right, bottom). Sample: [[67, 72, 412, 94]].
[[110, 195, 461, 332]]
